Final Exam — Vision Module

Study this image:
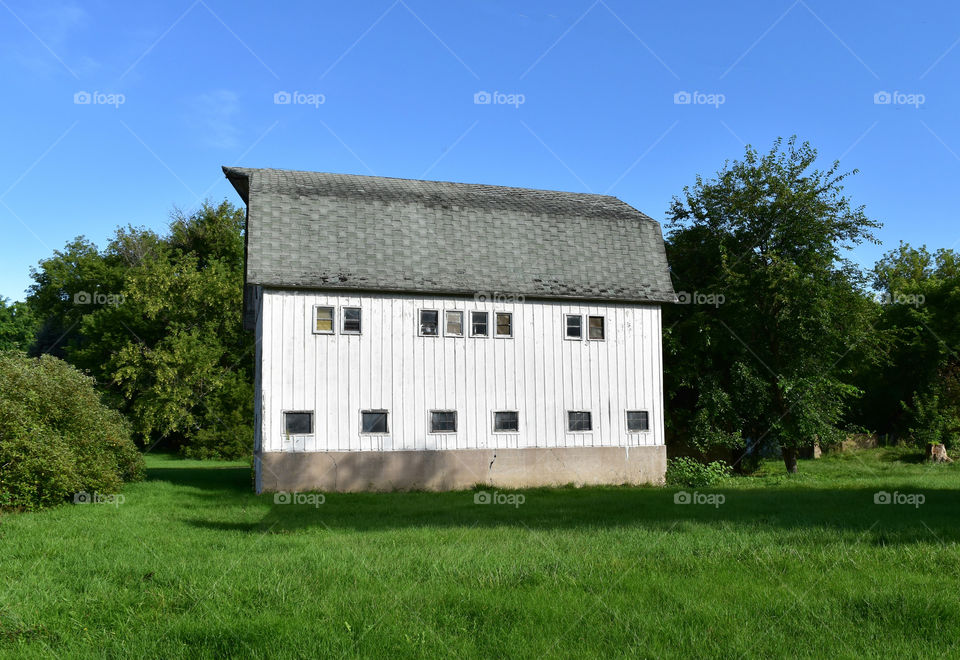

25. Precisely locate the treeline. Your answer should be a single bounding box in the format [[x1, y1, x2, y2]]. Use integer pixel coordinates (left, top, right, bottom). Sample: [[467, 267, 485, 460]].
[[1, 138, 957, 469]]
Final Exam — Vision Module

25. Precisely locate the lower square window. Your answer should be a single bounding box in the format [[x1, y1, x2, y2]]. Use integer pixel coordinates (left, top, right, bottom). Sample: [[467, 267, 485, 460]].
[[493, 411, 519, 432], [361, 410, 389, 434], [430, 410, 457, 433], [284, 411, 313, 435], [567, 411, 592, 432], [627, 410, 650, 432]]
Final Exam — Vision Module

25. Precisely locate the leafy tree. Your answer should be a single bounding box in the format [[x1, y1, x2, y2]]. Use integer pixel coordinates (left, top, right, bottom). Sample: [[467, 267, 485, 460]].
[[0, 298, 39, 351], [665, 137, 885, 473]]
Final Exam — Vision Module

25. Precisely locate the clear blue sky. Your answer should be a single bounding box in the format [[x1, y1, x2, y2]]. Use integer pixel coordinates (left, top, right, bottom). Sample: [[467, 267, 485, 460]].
[[2, 0, 959, 301]]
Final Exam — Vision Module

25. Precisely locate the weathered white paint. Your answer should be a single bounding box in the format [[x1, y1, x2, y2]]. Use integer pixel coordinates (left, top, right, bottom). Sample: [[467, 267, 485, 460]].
[[255, 289, 665, 453]]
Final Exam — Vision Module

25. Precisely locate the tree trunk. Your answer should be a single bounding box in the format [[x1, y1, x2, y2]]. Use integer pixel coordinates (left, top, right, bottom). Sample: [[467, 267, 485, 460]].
[[782, 446, 799, 473]]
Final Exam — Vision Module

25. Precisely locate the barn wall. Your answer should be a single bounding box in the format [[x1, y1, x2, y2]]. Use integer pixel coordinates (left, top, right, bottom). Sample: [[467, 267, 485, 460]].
[[256, 289, 665, 453]]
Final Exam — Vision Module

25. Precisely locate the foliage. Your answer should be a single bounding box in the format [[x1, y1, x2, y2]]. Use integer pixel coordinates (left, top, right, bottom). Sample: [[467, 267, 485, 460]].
[[664, 136, 886, 472], [0, 297, 39, 351], [26, 201, 253, 458], [0, 351, 144, 511], [665, 456, 732, 487], [903, 388, 959, 448]]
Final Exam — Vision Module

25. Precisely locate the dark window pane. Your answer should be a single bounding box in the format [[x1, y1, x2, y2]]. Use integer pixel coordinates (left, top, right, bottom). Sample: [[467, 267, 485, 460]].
[[567, 411, 592, 432], [285, 412, 313, 434], [627, 410, 649, 431], [566, 315, 582, 338], [471, 311, 488, 336], [430, 411, 457, 432], [496, 312, 512, 336], [361, 411, 388, 433], [343, 307, 361, 333], [494, 411, 519, 432], [588, 316, 605, 340], [420, 310, 439, 336]]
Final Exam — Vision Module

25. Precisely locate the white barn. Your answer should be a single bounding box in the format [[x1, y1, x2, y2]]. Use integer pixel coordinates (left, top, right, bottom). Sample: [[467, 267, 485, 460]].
[[223, 167, 675, 492]]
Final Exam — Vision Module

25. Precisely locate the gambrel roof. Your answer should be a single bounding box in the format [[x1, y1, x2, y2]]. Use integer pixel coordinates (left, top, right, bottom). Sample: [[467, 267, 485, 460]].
[[223, 166, 675, 304]]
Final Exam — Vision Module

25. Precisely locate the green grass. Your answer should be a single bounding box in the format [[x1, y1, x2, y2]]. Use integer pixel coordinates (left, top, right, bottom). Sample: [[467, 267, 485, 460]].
[[1, 448, 959, 659]]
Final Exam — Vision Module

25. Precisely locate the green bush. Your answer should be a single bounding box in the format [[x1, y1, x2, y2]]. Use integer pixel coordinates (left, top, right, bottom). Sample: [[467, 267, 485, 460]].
[[665, 457, 732, 487], [0, 351, 144, 511]]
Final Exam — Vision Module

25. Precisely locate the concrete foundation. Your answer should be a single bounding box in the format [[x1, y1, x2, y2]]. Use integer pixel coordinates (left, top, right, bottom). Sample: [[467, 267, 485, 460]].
[[256, 445, 666, 493]]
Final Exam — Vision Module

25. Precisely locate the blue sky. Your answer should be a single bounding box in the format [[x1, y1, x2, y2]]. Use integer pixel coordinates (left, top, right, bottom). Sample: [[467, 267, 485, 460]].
[[2, 0, 959, 301]]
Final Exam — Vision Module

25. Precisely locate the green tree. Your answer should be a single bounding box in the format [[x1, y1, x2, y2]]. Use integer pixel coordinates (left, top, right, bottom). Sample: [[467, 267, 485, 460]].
[[665, 137, 885, 473], [0, 298, 39, 351]]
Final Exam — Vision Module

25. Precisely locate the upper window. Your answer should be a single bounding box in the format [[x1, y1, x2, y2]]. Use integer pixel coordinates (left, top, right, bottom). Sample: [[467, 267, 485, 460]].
[[495, 312, 513, 337], [565, 315, 582, 340], [314, 306, 334, 334], [420, 309, 439, 336], [627, 410, 650, 432], [284, 411, 313, 435], [471, 311, 489, 337], [567, 411, 592, 432], [588, 316, 605, 341], [361, 410, 389, 434], [493, 411, 519, 432], [430, 410, 457, 433], [342, 307, 361, 334], [445, 311, 464, 337]]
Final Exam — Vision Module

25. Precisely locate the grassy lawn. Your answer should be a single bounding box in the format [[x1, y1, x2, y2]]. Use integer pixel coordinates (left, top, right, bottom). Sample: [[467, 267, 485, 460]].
[[1, 448, 959, 659]]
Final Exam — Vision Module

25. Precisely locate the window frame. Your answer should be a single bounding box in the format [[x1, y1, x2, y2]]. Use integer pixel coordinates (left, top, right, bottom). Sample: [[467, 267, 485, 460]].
[[492, 410, 520, 433], [313, 306, 335, 335], [564, 314, 583, 341], [341, 306, 362, 335], [429, 410, 458, 434], [444, 310, 464, 337], [419, 309, 440, 337], [567, 410, 593, 432], [494, 312, 513, 338], [587, 315, 606, 341], [470, 311, 489, 338], [283, 410, 314, 435], [626, 410, 650, 433], [360, 409, 390, 435]]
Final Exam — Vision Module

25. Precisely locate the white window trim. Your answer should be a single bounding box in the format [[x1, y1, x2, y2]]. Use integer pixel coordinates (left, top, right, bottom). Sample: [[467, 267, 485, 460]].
[[626, 410, 651, 433], [428, 410, 458, 434], [419, 308, 440, 337], [470, 310, 489, 338], [564, 314, 583, 341], [283, 410, 315, 435], [494, 311, 513, 338], [567, 410, 593, 433], [360, 409, 390, 435], [444, 310, 464, 337], [341, 306, 362, 335], [312, 305, 335, 335], [587, 315, 606, 342], [492, 410, 520, 433]]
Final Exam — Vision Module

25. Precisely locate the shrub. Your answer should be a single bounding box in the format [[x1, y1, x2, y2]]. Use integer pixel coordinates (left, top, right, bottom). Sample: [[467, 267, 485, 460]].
[[0, 351, 144, 511], [666, 457, 732, 487]]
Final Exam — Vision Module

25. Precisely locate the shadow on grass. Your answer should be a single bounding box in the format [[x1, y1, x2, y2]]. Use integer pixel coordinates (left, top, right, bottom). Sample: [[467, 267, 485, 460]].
[[147, 466, 250, 492]]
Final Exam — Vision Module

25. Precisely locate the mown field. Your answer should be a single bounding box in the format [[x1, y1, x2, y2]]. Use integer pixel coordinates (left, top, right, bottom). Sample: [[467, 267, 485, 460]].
[[1, 448, 958, 659]]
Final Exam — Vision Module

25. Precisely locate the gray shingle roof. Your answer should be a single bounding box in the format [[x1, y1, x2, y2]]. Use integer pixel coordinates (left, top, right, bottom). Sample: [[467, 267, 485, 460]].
[[223, 167, 675, 304]]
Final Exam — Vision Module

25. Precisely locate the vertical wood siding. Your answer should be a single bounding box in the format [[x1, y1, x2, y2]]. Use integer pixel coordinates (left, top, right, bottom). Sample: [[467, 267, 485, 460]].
[[258, 290, 665, 452]]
